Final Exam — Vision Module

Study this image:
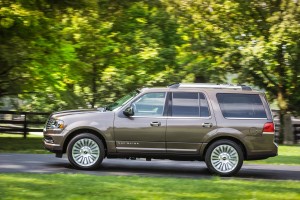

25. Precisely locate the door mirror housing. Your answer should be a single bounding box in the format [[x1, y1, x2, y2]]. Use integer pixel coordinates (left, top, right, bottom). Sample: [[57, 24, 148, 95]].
[[123, 106, 134, 117]]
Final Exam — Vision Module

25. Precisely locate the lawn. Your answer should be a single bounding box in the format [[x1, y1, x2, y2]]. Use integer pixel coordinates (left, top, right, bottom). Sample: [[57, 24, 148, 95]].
[[0, 134, 49, 154], [246, 145, 300, 165], [0, 174, 299, 200]]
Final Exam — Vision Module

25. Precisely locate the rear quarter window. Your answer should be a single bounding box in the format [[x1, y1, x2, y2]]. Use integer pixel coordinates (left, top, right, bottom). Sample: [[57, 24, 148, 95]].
[[216, 93, 267, 119]]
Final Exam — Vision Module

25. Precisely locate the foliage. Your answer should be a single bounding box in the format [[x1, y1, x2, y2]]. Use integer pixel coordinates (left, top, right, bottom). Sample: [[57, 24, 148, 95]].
[[1, 0, 300, 139]]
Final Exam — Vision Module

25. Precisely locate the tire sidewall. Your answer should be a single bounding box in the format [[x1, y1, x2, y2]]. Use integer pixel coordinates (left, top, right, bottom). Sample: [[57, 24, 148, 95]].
[[205, 139, 244, 176], [67, 133, 105, 170]]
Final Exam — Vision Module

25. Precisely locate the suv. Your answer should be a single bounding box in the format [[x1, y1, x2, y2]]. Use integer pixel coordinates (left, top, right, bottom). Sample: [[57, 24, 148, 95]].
[[43, 83, 278, 176]]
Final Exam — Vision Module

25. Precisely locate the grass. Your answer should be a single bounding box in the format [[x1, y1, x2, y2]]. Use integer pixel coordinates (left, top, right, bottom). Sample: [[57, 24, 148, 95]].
[[0, 174, 299, 200], [0, 133, 299, 165], [0, 133, 49, 154], [246, 145, 300, 165]]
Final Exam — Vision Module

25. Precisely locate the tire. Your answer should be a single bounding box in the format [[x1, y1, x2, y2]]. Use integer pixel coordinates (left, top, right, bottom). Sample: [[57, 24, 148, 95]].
[[67, 133, 105, 170], [205, 139, 244, 176]]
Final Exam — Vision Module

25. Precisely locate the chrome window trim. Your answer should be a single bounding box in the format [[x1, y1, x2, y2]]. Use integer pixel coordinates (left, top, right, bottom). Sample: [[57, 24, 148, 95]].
[[130, 116, 212, 119], [225, 117, 268, 120]]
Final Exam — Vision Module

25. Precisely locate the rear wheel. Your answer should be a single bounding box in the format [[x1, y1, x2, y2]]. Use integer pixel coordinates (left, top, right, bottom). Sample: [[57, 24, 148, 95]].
[[205, 139, 244, 176], [67, 133, 105, 169]]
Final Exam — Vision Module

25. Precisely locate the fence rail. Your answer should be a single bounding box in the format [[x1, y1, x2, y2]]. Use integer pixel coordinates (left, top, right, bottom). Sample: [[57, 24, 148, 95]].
[[293, 124, 300, 144], [1, 110, 300, 143], [0, 111, 50, 138]]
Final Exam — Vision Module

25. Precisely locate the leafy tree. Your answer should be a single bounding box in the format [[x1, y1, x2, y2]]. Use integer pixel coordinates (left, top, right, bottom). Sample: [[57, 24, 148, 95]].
[[183, 0, 300, 143]]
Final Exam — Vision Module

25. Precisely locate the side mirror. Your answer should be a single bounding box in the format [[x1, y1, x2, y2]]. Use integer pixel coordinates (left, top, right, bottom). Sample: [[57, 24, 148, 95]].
[[123, 106, 134, 117]]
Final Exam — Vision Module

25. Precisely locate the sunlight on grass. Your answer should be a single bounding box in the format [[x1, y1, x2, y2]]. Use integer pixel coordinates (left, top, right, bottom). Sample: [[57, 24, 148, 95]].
[[0, 174, 299, 200]]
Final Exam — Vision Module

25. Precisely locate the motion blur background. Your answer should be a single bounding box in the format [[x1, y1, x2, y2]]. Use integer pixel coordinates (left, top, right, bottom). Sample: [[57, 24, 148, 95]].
[[1, 0, 300, 143]]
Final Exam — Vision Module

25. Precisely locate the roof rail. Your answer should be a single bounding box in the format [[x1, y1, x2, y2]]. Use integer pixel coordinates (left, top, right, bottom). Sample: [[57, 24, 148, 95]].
[[168, 83, 252, 91], [168, 83, 180, 88]]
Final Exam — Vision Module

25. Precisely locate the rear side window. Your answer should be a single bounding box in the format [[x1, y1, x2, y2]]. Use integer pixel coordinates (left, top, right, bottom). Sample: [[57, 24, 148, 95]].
[[172, 92, 199, 117], [216, 93, 267, 119], [172, 92, 210, 117]]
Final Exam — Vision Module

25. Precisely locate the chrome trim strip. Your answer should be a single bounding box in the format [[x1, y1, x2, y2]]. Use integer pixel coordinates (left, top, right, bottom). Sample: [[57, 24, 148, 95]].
[[116, 147, 165, 151], [167, 148, 198, 152], [116, 147, 198, 152], [167, 116, 212, 119], [44, 142, 60, 146], [225, 117, 268, 120], [130, 116, 212, 119]]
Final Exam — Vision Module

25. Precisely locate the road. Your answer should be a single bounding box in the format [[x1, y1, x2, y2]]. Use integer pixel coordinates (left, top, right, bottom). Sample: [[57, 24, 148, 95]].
[[0, 154, 300, 180]]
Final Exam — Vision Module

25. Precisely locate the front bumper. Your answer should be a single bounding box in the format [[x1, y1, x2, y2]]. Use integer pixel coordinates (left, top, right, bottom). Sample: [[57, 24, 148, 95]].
[[43, 128, 65, 153]]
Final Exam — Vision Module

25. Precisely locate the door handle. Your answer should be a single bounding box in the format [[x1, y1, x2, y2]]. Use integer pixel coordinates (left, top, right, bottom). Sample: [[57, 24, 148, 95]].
[[150, 122, 161, 127], [202, 123, 213, 128]]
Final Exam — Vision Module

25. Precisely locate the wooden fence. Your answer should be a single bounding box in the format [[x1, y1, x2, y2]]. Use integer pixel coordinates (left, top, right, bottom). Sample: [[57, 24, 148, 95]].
[[0, 111, 50, 138], [293, 124, 300, 144], [0, 110, 299, 143]]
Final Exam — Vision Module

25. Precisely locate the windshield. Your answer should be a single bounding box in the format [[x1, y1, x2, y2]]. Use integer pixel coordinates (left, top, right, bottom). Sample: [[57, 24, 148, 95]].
[[106, 90, 140, 111]]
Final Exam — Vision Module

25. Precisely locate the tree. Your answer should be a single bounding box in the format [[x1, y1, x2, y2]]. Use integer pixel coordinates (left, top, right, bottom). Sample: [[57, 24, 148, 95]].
[[182, 0, 300, 143]]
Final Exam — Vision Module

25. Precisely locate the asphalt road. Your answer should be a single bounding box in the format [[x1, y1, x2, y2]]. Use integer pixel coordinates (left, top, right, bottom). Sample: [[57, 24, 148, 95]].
[[0, 154, 300, 180]]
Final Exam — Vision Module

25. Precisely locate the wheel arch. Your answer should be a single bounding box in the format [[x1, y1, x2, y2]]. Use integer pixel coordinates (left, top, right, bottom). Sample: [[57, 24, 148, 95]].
[[63, 128, 107, 155], [202, 136, 247, 160]]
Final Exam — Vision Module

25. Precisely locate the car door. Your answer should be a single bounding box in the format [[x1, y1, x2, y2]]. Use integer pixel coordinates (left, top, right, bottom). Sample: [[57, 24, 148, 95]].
[[114, 92, 167, 153], [166, 92, 217, 154]]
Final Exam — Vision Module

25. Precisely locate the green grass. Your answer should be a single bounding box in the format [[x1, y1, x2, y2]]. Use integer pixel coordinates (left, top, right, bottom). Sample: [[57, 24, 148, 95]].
[[0, 133, 48, 154], [246, 145, 300, 165], [0, 174, 299, 200]]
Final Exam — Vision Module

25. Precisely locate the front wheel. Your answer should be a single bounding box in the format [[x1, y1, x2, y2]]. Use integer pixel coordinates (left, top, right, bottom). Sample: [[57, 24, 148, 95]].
[[67, 133, 105, 169], [205, 139, 244, 176]]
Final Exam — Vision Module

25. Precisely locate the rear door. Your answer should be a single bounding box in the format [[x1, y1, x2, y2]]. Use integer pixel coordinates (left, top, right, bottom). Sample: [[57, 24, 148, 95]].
[[166, 92, 217, 154]]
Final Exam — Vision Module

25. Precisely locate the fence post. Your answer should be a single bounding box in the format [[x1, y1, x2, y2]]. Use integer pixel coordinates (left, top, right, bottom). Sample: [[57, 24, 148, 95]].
[[23, 113, 27, 139]]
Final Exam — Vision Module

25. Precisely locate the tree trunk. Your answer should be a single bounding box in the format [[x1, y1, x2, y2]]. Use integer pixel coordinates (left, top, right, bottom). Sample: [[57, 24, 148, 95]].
[[283, 112, 294, 144], [277, 91, 294, 144], [91, 65, 97, 108]]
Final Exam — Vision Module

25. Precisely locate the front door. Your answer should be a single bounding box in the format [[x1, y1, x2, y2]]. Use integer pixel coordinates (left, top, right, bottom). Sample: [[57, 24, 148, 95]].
[[114, 92, 167, 153]]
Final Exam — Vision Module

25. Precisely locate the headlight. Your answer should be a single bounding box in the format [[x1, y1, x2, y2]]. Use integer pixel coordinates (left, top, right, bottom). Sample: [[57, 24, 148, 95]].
[[46, 118, 64, 130]]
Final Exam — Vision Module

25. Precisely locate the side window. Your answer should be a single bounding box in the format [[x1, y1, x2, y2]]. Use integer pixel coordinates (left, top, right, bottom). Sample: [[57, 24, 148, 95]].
[[172, 92, 199, 117], [216, 93, 267, 119], [132, 92, 166, 116]]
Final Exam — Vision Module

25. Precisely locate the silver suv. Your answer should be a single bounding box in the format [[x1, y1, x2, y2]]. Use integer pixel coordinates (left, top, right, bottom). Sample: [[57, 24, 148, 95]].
[[43, 83, 278, 176]]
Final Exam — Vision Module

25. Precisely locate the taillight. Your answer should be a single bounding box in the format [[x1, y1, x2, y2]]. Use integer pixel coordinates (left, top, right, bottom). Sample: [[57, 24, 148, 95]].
[[263, 122, 275, 133]]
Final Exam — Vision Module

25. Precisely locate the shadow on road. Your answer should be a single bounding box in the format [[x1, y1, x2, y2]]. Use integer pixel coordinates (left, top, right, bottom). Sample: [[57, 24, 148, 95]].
[[1, 154, 299, 180], [44, 158, 300, 181]]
